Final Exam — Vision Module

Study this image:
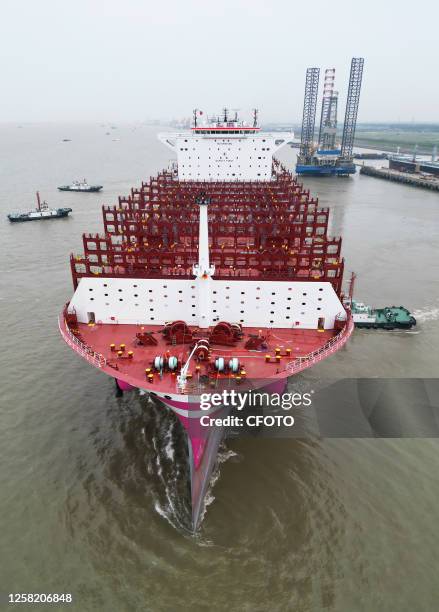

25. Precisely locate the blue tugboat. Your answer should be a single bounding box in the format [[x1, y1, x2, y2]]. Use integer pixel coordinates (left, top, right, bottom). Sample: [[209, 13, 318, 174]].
[[8, 192, 72, 222]]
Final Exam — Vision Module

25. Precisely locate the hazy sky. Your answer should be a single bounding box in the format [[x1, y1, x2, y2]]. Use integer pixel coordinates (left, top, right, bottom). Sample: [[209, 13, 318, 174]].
[[0, 0, 437, 123]]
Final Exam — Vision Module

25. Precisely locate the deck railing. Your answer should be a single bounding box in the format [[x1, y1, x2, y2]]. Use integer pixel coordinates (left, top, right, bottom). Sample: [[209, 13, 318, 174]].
[[284, 316, 354, 375], [59, 311, 107, 369], [60, 303, 353, 385]]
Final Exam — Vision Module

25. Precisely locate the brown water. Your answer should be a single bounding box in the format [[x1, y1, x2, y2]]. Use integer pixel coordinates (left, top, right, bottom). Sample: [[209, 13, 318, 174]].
[[1, 124, 438, 611]]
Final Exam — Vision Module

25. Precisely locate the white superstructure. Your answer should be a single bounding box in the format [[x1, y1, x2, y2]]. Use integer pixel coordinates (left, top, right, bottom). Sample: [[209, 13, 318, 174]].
[[158, 109, 293, 182]]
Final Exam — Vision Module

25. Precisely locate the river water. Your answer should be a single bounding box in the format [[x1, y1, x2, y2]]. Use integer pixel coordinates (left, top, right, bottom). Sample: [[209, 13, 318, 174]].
[[0, 124, 438, 611]]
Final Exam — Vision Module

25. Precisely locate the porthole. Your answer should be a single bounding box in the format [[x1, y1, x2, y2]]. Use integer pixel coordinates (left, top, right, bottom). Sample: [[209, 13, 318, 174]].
[[90, 298, 94, 301], [88, 288, 93, 292], [119, 298, 123, 302], [302, 303, 306, 306], [134, 294, 138, 297], [104, 293, 108, 297], [118, 289, 122, 292]]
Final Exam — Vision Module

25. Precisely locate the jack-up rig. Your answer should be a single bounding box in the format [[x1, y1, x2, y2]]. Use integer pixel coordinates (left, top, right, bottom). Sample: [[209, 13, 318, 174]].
[[296, 57, 364, 176]]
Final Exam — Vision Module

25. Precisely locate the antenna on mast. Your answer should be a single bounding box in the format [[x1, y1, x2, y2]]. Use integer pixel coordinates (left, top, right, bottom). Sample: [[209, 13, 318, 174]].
[[253, 108, 258, 128], [223, 108, 228, 122], [193, 109, 198, 128], [36, 191, 41, 211]]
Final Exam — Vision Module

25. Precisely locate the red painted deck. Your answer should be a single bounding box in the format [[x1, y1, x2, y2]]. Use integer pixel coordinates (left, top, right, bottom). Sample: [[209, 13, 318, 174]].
[[73, 322, 336, 393]]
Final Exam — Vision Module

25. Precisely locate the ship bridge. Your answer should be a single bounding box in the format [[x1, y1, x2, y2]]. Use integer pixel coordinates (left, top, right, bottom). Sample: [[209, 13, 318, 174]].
[[158, 108, 293, 182]]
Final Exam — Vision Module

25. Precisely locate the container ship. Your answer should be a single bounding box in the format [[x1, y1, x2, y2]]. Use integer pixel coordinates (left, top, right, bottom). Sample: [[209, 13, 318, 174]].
[[59, 109, 354, 530]]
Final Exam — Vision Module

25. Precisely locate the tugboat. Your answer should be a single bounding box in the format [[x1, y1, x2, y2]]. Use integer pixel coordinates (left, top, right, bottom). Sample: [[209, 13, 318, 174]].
[[58, 179, 102, 193], [8, 192, 72, 223], [351, 300, 416, 329]]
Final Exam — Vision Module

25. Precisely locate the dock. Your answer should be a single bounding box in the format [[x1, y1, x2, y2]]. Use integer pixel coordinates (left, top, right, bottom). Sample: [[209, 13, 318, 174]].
[[359, 164, 439, 192]]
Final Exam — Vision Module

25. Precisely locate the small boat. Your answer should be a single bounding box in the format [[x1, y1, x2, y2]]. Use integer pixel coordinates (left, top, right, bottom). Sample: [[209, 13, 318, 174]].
[[351, 300, 416, 329], [58, 179, 102, 193], [62, 138, 71, 142], [8, 192, 72, 223]]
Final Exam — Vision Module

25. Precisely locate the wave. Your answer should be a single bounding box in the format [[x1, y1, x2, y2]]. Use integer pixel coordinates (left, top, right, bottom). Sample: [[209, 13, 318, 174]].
[[412, 306, 439, 323]]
